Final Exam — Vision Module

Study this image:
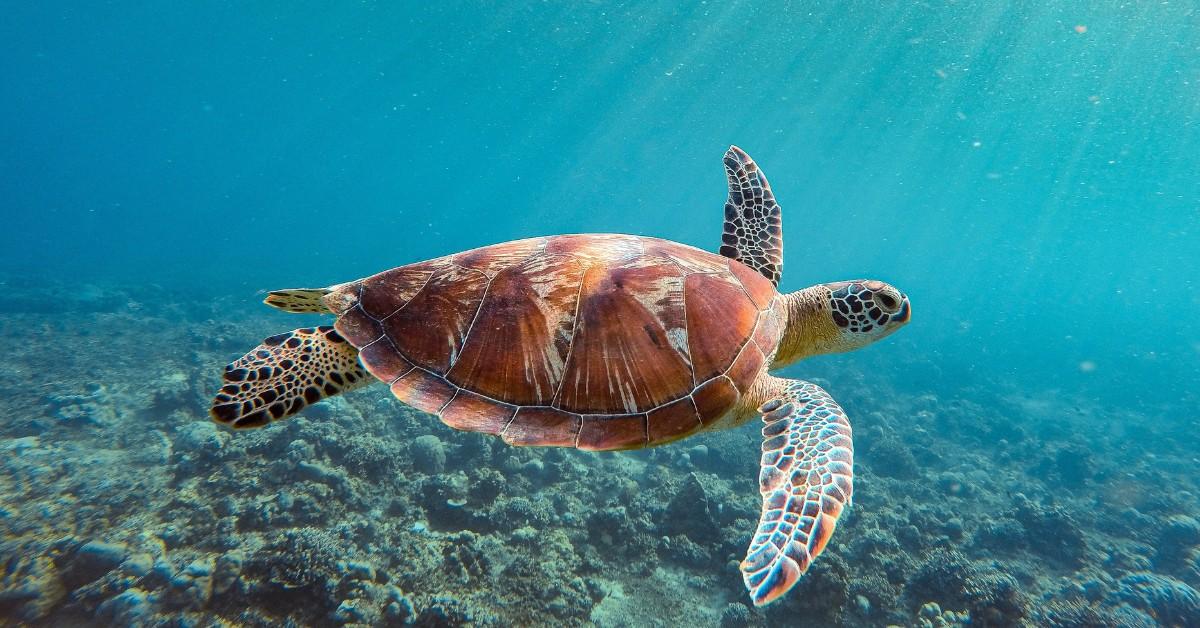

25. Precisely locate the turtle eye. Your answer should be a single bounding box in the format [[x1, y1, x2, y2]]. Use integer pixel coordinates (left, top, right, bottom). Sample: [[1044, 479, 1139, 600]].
[[874, 292, 899, 312]]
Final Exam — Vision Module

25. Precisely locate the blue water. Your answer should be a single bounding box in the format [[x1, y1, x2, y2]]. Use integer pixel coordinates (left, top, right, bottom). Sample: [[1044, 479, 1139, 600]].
[[5, 3, 1196, 409], [2, 2, 1198, 625]]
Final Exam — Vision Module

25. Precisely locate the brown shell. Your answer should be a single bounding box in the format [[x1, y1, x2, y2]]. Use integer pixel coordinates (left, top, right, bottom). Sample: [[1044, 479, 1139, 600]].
[[327, 234, 780, 451]]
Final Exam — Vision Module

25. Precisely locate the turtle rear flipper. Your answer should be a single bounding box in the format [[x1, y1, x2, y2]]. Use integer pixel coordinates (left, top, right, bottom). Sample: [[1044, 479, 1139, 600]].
[[211, 326, 370, 429], [264, 288, 333, 313]]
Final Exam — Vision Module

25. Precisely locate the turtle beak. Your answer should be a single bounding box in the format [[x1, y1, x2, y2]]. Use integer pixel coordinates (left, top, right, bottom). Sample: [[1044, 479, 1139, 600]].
[[894, 297, 912, 324]]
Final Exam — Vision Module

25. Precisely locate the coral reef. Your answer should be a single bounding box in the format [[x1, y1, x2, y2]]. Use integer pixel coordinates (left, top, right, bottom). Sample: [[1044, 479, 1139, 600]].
[[0, 539, 65, 623], [1035, 597, 1156, 627], [1, 280, 1198, 626], [1112, 573, 1200, 626], [1155, 515, 1200, 572]]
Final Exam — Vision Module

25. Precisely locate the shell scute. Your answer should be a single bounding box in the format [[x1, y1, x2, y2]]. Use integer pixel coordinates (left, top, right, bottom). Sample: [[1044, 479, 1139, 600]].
[[752, 309, 783, 360], [454, 237, 545, 278], [390, 369, 455, 414], [503, 407, 581, 447], [556, 261, 692, 414], [545, 233, 643, 263], [445, 254, 586, 405], [727, 258, 776, 310], [359, 266, 437, 319], [727, 340, 767, 396], [692, 376, 739, 420], [381, 265, 489, 374], [577, 413, 648, 451], [685, 273, 757, 384], [335, 305, 383, 347], [358, 338, 412, 383], [647, 396, 704, 445], [646, 239, 721, 274], [442, 389, 516, 435]]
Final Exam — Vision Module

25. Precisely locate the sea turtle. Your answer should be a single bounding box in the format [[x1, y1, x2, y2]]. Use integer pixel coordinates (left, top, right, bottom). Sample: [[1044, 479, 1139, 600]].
[[209, 146, 911, 606]]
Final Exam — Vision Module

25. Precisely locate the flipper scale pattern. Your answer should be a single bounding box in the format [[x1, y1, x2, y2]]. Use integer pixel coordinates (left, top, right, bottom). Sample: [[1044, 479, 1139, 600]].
[[720, 145, 784, 286], [742, 378, 853, 606]]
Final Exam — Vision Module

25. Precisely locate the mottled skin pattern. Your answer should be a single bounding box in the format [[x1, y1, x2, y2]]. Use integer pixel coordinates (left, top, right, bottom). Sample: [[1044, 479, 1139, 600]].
[[208, 146, 912, 607]]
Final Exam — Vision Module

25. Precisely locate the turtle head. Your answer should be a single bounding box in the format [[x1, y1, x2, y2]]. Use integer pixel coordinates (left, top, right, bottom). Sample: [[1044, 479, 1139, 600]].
[[823, 279, 911, 346], [772, 280, 911, 367]]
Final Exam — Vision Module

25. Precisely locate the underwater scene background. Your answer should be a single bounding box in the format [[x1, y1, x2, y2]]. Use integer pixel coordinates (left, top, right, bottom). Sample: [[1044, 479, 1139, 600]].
[[2, 2, 1197, 626]]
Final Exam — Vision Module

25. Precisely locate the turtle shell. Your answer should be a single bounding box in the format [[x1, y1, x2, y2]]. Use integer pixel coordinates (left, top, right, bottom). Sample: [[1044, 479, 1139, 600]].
[[326, 234, 781, 451]]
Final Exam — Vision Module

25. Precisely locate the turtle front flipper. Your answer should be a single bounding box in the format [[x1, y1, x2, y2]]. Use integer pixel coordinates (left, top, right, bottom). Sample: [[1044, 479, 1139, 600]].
[[719, 145, 784, 286], [211, 326, 371, 429], [741, 376, 854, 606]]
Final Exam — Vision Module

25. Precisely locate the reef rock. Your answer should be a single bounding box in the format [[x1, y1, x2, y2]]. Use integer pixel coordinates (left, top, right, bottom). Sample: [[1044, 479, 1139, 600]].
[[94, 588, 155, 625], [662, 472, 718, 543], [412, 434, 447, 474], [1112, 573, 1200, 626], [1155, 515, 1200, 570], [0, 540, 65, 622], [64, 541, 129, 589]]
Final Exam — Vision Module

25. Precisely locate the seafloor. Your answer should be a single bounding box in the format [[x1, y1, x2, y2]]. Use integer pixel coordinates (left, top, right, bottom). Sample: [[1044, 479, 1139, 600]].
[[2, 278, 1198, 627]]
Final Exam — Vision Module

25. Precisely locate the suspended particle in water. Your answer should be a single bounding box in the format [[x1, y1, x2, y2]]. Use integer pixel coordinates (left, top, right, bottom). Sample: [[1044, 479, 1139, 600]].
[[1079, 360, 1097, 373], [1074, 25, 1087, 34]]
